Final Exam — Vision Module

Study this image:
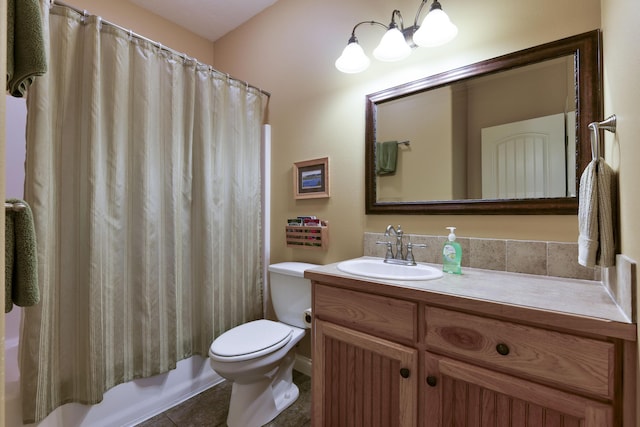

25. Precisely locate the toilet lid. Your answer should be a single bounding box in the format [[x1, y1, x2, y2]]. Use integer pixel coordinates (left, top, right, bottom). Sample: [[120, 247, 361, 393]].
[[210, 319, 293, 358]]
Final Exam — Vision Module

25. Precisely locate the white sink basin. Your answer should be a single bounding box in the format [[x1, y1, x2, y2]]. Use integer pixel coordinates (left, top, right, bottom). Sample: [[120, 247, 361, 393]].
[[336, 258, 444, 281]]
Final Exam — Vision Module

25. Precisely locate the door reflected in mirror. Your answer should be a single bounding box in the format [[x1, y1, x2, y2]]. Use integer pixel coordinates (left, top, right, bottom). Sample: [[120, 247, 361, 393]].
[[366, 30, 602, 215], [375, 55, 576, 202]]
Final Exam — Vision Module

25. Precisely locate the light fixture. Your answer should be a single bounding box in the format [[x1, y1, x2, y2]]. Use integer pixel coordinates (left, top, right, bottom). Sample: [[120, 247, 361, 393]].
[[335, 0, 458, 74], [372, 11, 412, 62], [335, 33, 371, 73], [412, 1, 458, 47]]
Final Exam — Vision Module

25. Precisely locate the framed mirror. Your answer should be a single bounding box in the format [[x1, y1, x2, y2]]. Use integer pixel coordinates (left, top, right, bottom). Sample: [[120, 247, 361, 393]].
[[365, 30, 602, 214]]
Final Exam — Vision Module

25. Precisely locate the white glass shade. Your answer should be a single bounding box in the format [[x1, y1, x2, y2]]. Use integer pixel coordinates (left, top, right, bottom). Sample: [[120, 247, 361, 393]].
[[372, 27, 411, 62], [335, 41, 371, 73], [413, 8, 458, 47]]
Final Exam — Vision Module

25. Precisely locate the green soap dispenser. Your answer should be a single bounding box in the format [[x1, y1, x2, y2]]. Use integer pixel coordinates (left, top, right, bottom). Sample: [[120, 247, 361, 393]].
[[442, 227, 462, 274]]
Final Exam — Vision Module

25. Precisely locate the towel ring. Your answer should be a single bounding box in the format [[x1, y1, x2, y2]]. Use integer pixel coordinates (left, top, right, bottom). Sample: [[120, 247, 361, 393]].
[[5, 202, 27, 211], [588, 115, 617, 160]]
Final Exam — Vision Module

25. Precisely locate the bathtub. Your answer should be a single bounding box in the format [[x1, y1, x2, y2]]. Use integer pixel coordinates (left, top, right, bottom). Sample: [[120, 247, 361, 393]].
[[5, 334, 223, 427]]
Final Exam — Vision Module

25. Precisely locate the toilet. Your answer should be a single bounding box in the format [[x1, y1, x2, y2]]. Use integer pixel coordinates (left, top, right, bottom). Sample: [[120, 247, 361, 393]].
[[208, 262, 318, 427]]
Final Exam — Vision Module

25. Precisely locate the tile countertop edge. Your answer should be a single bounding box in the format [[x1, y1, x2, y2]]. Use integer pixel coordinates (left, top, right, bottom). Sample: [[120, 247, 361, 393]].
[[305, 256, 637, 342]]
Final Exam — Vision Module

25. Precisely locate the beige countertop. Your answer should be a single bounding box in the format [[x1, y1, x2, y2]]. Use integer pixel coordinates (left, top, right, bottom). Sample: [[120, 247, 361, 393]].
[[305, 256, 636, 341]]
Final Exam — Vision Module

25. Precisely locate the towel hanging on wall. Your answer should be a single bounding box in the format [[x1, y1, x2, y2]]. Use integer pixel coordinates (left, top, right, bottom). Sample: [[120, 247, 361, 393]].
[[577, 158, 615, 267], [6, 0, 48, 97], [5, 199, 39, 313], [578, 116, 617, 268]]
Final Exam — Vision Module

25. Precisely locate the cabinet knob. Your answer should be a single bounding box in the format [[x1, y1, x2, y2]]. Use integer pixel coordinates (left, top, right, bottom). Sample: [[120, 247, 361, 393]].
[[496, 343, 510, 356], [426, 376, 437, 387], [400, 368, 410, 378]]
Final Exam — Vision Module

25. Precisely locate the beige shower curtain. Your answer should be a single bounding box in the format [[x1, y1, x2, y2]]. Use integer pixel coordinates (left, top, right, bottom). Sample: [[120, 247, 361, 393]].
[[20, 4, 268, 423]]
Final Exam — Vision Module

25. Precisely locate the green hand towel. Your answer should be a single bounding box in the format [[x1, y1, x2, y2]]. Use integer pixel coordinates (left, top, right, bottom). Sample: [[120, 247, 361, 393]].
[[5, 199, 39, 313], [6, 0, 48, 97], [376, 141, 398, 176], [5, 211, 15, 313]]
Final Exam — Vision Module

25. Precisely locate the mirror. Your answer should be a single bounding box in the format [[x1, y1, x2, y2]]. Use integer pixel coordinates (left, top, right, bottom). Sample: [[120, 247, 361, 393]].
[[366, 30, 602, 215]]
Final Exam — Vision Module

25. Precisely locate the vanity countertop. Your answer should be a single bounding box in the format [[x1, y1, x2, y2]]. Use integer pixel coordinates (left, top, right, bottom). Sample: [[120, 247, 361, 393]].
[[305, 257, 636, 341]]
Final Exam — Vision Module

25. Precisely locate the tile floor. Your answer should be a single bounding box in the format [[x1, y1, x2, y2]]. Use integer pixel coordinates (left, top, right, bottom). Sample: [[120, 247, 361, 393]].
[[135, 371, 311, 427]]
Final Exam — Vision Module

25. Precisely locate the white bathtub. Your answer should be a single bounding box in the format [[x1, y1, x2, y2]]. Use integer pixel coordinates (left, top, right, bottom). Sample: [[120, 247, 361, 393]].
[[5, 335, 223, 427]]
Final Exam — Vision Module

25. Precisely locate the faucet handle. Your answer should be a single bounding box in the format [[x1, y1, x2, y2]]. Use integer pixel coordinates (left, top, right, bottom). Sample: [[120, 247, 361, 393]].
[[376, 240, 394, 260], [405, 242, 427, 265]]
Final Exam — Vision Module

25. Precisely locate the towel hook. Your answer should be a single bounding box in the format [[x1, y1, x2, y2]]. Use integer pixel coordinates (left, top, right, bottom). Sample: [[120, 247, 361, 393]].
[[588, 114, 617, 160]]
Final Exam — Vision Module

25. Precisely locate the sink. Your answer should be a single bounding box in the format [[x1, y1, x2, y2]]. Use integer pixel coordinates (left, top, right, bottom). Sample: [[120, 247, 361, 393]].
[[336, 258, 444, 281]]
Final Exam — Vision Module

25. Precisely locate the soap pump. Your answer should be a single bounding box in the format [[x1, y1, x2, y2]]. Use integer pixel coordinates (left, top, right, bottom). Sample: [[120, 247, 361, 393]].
[[442, 226, 462, 274]]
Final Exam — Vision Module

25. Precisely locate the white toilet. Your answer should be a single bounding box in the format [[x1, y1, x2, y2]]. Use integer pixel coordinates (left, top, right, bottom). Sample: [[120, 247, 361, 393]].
[[208, 262, 318, 427]]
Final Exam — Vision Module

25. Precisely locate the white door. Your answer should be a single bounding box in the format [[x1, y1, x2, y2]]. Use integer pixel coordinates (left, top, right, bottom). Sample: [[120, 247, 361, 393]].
[[481, 113, 566, 199]]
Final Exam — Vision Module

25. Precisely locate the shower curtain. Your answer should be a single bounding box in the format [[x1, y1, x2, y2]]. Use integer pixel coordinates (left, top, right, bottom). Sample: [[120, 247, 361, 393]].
[[20, 3, 268, 423]]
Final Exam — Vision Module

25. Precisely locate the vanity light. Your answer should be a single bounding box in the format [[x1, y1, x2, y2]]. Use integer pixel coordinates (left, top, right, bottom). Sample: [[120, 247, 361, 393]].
[[372, 11, 412, 62], [334, 34, 371, 73], [335, 0, 457, 74], [412, 1, 458, 47]]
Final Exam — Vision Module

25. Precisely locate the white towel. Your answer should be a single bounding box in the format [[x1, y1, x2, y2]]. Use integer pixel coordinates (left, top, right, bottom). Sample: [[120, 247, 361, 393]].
[[597, 158, 615, 266], [578, 158, 615, 267]]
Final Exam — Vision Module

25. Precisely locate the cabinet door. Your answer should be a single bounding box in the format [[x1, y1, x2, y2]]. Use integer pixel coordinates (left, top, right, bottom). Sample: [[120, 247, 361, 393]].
[[423, 353, 613, 427], [313, 319, 418, 427]]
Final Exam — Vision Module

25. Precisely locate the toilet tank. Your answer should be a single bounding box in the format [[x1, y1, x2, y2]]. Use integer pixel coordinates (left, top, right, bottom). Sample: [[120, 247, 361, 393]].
[[268, 262, 318, 328]]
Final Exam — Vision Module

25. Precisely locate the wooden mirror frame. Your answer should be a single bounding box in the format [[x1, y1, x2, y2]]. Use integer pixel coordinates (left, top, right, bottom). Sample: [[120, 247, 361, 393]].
[[365, 30, 602, 215]]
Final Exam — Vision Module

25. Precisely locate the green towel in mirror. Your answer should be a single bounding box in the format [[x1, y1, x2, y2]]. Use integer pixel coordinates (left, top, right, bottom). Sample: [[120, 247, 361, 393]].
[[376, 141, 398, 176]]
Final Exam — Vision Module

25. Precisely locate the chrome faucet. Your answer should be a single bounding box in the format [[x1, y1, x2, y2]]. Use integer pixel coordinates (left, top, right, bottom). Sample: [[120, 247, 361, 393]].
[[376, 225, 427, 266], [385, 224, 404, 260]]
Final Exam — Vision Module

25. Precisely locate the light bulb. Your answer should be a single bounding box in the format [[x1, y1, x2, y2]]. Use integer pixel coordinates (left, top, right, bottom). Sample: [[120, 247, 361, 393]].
[[413, 8, 458, 48], [373, 27, 411, 62], [335, 41, 371, 73]]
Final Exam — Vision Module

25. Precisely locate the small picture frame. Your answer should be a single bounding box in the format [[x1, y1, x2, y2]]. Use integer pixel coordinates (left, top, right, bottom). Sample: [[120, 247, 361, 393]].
[[293, 157, 330, 199]]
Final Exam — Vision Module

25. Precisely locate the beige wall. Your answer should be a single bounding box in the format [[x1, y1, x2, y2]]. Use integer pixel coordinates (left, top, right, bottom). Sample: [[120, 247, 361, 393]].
[[64, 0, 214, 64], [601, 1, 640, 423], [376, 87, 453, 202], [213, 0, 601, 266], [601, 0, 640, 282]]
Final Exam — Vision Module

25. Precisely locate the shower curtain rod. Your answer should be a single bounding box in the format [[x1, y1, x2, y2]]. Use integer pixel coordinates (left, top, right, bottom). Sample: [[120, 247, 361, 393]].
[[50, 0, 271, 98]]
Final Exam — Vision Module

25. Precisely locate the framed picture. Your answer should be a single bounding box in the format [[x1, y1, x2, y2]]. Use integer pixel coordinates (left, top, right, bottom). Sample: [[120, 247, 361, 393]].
[[293, 157, 330, 199]]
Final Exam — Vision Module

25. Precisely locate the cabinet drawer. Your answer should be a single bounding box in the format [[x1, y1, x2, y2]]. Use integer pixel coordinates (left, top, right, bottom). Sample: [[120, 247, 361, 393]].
[[425, 306, 615, 399], [314, 283, 417, 344]]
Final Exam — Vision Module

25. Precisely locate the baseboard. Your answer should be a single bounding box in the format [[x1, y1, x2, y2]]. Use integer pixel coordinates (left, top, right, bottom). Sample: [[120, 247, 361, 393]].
[[294, 354, 312, 377]]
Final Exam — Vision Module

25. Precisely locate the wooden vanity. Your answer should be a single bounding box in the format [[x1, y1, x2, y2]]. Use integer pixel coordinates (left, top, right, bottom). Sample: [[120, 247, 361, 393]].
[[306, 258, 637, 426]]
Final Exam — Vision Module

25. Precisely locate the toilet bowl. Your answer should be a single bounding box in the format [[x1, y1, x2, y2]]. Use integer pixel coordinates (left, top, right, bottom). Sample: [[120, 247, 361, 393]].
[[208, 262, 318, 427]]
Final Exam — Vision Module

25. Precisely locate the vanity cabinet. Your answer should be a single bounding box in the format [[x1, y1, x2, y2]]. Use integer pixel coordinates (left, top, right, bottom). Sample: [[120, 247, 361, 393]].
[[424, 306, 615, 400], [313, 320, 418, 426], [424, 306, 615, 426], [312, 284, 419, 426], [309, 269, 636, 427], [424, 353, 613, 426]]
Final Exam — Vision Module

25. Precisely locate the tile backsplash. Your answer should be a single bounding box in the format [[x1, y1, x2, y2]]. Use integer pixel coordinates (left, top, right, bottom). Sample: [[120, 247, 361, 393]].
[[364, 232, 599, 281]]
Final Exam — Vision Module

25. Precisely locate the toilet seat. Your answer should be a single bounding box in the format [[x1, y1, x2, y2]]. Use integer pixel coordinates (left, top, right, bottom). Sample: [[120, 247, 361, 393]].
[[209, 319, 293, 362]]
